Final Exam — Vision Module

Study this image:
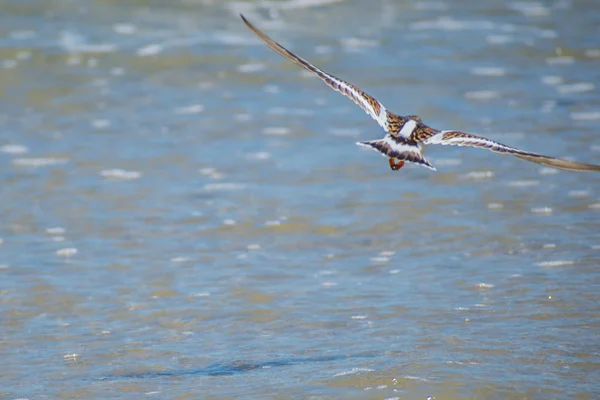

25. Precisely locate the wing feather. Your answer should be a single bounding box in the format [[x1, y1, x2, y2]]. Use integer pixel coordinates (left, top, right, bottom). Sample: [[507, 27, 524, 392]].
[[241, 14, 392, 133], [425, 131, 600, 172]]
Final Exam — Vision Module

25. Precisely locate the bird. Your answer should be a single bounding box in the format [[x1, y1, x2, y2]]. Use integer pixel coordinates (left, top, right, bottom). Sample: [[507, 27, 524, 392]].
[[240, 14, 600, 172]]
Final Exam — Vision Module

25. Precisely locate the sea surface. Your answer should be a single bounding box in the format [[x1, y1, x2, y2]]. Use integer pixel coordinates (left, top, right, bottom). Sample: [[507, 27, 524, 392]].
[[1, 0, 599, 399]]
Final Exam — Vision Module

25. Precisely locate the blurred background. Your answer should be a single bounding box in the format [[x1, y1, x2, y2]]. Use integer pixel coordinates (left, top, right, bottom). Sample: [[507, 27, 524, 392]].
[[1, 0, 599, 398]]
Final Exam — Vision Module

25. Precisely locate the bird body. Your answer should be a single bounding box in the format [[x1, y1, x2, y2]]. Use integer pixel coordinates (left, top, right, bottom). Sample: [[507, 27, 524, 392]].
[[241, 15, 600, 173]]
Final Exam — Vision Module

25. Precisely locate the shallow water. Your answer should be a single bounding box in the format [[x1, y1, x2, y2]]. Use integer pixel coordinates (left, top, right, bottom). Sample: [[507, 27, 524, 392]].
[[1, 0, 599, 399]]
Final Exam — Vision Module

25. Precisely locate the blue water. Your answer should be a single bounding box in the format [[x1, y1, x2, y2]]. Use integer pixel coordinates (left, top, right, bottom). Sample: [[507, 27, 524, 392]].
[[1, 1, 599, 399]]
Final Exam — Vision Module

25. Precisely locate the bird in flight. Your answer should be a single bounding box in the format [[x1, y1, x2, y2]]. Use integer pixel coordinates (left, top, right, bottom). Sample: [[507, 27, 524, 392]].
[[241, 15, 600, 172]]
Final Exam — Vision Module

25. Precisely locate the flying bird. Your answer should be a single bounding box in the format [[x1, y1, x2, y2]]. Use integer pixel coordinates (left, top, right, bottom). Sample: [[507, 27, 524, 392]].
[[241, 15, 600, 172]]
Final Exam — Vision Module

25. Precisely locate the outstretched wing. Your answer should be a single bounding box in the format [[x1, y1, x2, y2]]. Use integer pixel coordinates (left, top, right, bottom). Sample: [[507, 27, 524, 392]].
[[241, 14, 393, 133], [424, 130, 600, 172]]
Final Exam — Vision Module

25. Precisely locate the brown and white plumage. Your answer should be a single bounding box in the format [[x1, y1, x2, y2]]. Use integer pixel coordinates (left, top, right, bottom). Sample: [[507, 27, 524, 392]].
[[241, 15, 600, 173]]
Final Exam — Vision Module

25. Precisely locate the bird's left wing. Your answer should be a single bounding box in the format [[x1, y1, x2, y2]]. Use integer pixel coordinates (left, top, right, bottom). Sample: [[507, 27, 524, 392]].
[[241, 14, 394, 134], [424, 130, 600, 172]]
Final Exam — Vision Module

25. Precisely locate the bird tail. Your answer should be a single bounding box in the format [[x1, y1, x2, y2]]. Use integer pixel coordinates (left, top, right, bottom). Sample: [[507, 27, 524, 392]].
[[357, 139, 436, 170]]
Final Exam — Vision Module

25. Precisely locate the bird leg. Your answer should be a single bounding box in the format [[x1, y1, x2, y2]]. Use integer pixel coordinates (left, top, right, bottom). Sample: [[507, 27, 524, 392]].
[[388, 158, 405, 171], [394, 160, 405, 170]]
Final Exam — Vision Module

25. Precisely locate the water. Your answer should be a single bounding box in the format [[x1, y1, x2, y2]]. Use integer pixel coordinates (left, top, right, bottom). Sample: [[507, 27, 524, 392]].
[[1, 0, 599, 399]]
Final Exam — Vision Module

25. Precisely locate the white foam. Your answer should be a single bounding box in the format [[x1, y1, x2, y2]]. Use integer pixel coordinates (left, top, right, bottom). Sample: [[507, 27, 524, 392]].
[[570, 111, 600, 121], [203, 183, 245, 191], [63, 353, 79, 360], [508, 180, 539, 187], [411, 18, 495, 31], [321, 281, 338, 287], [466, 170, 494, 180], [541, 75, 563, 86], [56, 248, 77, 257], [110, 67, 125, 76], [557, 82, 595, 94], [10, 30, 36, 40], [486, 35, 513, 45], [340, 37, 379, 49], [568, 190, 589, 198], [46, 227, 66, 235], [237, 62, 266, 73], [263, 84, 279, 94], [0, 144, 28, 154], [263, 127, 290, 136], [2, 60, 17, 69], [539, 167, 558, 175], [545, 56, 575, 65], [315, 45, 332, 55], [13, 158, 68, 167], [235, 113, 253, 122], [245, 151, 271, 160], [474, 283, 494, 289], [213, 32, 261, 46], [414, 1, 448, 11], [199, 167, 223, 180], [509, 2, 550, 17], [531, 207, 552, 214], [67, 56, 81, 66], [100, 169, 141, 180], [585, 49, 600, 58], [370, 256, 390, 263], [464, 90, 498, 100], [333, 367, 374, 377], [199, 167, 217, 175], [434, 158, 462, 166], [16, 51, 31, 60], [330, 128, 361, 137], [403, 375, 430, 382], [174, 104, 204, 114], [539, 29, 558, 39], [470, 67, 506, 77], [257, 0, 345, 10], [536, 260, 574, 267], [91, 119, 111, 129], [136, 44, 163, 57], [113, 23, 137, 35], [59, 31, 117, 54]]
